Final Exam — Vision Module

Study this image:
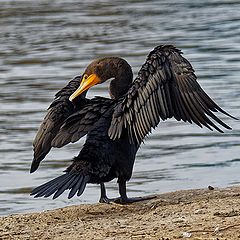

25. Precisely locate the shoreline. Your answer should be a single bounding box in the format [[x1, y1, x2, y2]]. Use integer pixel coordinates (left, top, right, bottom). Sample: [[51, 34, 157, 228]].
[[1, 186, 240, 239]]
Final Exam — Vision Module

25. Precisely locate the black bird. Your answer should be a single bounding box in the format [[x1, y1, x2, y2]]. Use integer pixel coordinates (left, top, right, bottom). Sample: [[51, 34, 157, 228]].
[[30, 45, 236, 203]]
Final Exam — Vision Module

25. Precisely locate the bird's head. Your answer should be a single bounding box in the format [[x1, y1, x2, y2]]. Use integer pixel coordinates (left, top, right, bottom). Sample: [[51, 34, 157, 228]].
[[69, 57, 133, 101]]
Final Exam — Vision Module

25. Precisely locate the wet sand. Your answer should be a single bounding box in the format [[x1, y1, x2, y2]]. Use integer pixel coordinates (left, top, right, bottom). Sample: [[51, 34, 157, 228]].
[[1, 186, 240, 240]]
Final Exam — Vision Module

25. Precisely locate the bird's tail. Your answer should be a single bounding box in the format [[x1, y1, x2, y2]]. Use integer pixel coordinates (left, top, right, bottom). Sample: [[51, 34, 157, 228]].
[[30, 172, 90, 199]]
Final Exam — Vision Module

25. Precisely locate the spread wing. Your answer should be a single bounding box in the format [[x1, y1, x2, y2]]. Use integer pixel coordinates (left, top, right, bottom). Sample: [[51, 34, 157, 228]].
[[109, 45, 236, 144], [51, 97, 114, 148], [31, 76, 87, 173]]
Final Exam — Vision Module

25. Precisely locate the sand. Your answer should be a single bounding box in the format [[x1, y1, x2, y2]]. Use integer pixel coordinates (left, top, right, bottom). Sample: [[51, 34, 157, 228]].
[[1, 186, 240, 240]]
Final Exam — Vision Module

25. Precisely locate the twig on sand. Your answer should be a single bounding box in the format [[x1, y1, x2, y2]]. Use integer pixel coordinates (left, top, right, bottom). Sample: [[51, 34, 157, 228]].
[[187, 223, 240, 234]]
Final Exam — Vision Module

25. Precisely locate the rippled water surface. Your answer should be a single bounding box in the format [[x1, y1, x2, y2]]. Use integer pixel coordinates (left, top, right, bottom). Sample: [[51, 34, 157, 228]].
[[0, 0, 239, 216]]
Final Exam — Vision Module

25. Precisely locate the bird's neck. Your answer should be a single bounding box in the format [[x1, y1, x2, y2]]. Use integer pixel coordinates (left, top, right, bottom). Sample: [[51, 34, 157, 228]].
[[109, 58, 133, 99]]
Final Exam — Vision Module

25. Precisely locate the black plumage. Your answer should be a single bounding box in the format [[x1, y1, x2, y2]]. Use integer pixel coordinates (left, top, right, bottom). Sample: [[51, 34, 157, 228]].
[[30, 45, 236, 203]]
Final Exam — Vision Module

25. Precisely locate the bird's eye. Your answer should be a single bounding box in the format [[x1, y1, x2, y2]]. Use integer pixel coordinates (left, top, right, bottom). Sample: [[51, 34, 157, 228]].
[[84, 74, 88, 79]]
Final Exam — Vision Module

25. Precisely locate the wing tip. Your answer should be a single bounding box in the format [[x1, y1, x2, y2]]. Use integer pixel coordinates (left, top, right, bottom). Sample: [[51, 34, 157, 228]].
[[230, 115, 238, 121], [221, 110, 238, 121], [30, 161, 39, 173]]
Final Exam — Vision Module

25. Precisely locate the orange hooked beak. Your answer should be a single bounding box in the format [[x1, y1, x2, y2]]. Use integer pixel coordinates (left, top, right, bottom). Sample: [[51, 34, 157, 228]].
[[69, 74, 101, 101]]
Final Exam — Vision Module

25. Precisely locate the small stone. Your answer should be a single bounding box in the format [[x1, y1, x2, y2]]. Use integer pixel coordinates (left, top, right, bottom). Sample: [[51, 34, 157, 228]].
[[194, 209, 205, 214], [182, 232, 191, 238], [208, 185, 214, 190]]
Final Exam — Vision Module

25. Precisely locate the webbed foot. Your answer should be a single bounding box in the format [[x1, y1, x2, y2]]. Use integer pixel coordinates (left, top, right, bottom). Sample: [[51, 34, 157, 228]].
[[113, 195, 156, 204], [99, 196, 112, 204]]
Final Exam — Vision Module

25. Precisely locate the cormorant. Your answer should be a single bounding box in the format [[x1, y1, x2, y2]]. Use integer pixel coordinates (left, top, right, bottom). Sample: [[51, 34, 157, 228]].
[[30, 45, 236, 203]]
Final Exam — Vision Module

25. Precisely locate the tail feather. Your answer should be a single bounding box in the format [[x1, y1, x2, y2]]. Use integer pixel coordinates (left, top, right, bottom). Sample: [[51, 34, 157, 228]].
[[52, 175, 79, 199], [30, 174, 68, 197], [44, 174, 73, 198], [31, 173, 89, 199], [77, 180, 87, 197], [68, 176, 83, 199], [35, 174, 72, 198]]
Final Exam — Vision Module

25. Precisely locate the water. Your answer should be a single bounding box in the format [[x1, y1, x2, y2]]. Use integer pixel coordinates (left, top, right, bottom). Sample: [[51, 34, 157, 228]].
[[0, 0, 239, 216]]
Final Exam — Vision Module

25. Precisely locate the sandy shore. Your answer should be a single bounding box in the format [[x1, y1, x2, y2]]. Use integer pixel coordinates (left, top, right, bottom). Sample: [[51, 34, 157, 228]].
[[1, 186, 240, 239]]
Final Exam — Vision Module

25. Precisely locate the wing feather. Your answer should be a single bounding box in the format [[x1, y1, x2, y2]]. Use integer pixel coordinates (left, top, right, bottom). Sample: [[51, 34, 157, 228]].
[[109, 45, 236, 144], [51, 97, 114, 148], [31, 76, 87, 173]]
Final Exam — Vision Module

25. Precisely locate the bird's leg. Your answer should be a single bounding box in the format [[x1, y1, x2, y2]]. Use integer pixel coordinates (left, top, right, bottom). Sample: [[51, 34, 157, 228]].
[[99, 183, 111, 203], [114, 180, 156, 204]]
